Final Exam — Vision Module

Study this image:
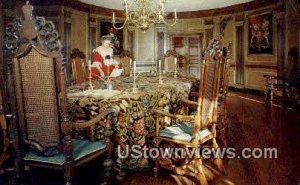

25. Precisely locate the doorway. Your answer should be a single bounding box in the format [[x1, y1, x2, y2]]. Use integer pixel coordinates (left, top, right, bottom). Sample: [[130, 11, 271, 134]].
[[171, 34, 203, 78]]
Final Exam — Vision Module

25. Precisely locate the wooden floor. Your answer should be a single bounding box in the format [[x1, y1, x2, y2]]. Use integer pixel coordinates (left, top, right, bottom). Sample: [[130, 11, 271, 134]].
[[223, 92, 300, 185], [1, 92, 300, 185]]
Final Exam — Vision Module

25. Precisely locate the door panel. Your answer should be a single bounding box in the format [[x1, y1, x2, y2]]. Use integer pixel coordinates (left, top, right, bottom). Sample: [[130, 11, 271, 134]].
[[172, 35, 202, 78]]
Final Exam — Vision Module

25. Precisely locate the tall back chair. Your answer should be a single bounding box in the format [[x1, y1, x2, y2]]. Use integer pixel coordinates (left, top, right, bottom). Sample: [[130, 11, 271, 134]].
[[120, 50, 132, 76], [0, 87, 9, 174], [70, 48, 86, 84], [163, 50, 178, 72], [152, 39, 224, 185], [3, 3, 116, 184], [219, 44, 232, 100]]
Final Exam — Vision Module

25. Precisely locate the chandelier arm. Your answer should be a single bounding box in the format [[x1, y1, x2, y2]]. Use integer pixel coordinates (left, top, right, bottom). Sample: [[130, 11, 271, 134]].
[[169, 16, 178, 27], [169, 19, 177, 27], [169, 10, 178, 26], [159, 16, 177, 27], [113, 19, 127, 30]]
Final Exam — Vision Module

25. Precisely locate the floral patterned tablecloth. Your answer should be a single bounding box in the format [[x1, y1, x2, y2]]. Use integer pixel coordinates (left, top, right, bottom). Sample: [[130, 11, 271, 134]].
[[67, 73, 196, 171]]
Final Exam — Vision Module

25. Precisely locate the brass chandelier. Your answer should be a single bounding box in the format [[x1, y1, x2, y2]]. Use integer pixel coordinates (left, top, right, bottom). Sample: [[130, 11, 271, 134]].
[[112, 0, 177, 32]]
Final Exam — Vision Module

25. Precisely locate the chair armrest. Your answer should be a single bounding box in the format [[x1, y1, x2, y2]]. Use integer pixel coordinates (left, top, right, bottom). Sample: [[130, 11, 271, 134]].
[[180, 99, 198, 109], [189, 92, 200, 98], [151, 109, 195, 136], [72, 112, 106, 129], [71, 108, 118, 140], [151, 109, 195, 121]]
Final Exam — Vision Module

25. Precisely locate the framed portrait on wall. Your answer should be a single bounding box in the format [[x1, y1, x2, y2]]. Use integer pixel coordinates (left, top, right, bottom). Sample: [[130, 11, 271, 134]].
[[100, 22, 123, 55], [248, 12, 273, 55]]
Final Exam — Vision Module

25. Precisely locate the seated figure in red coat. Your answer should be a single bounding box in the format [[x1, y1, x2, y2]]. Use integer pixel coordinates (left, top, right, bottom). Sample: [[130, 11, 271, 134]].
[[89, 37, 122, 80]]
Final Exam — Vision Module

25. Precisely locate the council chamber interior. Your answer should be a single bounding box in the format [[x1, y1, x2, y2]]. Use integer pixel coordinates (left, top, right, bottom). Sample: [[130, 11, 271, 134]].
[[0, 0, 300, 185]]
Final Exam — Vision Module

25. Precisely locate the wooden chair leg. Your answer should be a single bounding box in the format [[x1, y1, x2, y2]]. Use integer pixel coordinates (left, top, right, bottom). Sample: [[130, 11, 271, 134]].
[[102, 158, 113, 184], [64, 136, 74, 185], [212, 139, 226, 175], [195, 158, 208, 185], [114, 158, 126, 181], [153, 156, 161, 177], [153, 138, 162, 178], [14, 149, 25, 185], [64, 161, 74, 185]]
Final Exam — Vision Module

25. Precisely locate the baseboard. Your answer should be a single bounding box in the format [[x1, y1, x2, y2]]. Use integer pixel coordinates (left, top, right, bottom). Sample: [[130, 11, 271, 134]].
[[228, 86, 265, 96]]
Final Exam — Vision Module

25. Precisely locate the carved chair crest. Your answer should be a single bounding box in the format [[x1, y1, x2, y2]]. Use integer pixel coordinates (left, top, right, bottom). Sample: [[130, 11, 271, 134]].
[[119, 50, 132, 58], [164, 50, 179, 58], [4, 2, 63, 57]]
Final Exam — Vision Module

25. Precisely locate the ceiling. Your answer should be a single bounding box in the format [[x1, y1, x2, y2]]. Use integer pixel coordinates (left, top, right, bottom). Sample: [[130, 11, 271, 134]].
[[78, 0, 255, 12]]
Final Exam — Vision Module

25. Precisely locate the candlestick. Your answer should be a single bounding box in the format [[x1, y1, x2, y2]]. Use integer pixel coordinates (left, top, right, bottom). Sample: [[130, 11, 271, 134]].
[[88, 60, 94, 90], [152, 58, 154, 67], [133, 60, 136, 73], [129, 58, 133, 77], [158, 60, 163, 84], [174, 57, 178, 78], [113, 12, 115, 23], [132, 60, 138, 92], [88, 60, 91, 71], [149, 58, 155, 75], [158, 60, 161, 70], [130, 58, 132, 68]]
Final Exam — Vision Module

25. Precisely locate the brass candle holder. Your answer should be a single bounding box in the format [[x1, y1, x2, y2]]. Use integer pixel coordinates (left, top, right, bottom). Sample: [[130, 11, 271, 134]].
[[158, 60, 163, 84], [88, 60, 94, 90], [173, 57, 178, 78], [173, 66, 178, 78], [132, 60, 138, 92]]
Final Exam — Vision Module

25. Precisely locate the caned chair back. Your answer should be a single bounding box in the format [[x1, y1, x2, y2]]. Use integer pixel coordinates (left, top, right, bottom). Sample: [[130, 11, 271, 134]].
[[164, 50, 178, 72], [13, 48, 61, 146], [194, 39, 222, 135]]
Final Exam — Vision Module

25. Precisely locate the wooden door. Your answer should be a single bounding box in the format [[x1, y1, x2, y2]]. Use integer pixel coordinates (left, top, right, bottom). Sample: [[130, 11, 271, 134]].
[[172, 35, 202, 78], [186, 36, 202, 78]]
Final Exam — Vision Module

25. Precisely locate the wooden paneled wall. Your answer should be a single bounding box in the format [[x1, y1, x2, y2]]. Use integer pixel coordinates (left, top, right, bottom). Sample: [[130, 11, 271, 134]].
[[1, 0, 299, 92]]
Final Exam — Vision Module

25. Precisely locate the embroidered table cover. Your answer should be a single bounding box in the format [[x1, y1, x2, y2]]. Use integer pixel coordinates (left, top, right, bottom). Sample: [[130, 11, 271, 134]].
[[67, 73, 195, 170]]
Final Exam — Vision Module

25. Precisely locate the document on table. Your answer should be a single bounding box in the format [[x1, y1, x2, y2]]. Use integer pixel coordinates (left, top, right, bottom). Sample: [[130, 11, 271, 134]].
[[110, 68, 123, 77]]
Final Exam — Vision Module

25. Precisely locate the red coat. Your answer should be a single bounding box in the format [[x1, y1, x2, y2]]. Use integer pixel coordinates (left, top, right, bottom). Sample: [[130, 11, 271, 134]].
[[87, 51, 121, 80]]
